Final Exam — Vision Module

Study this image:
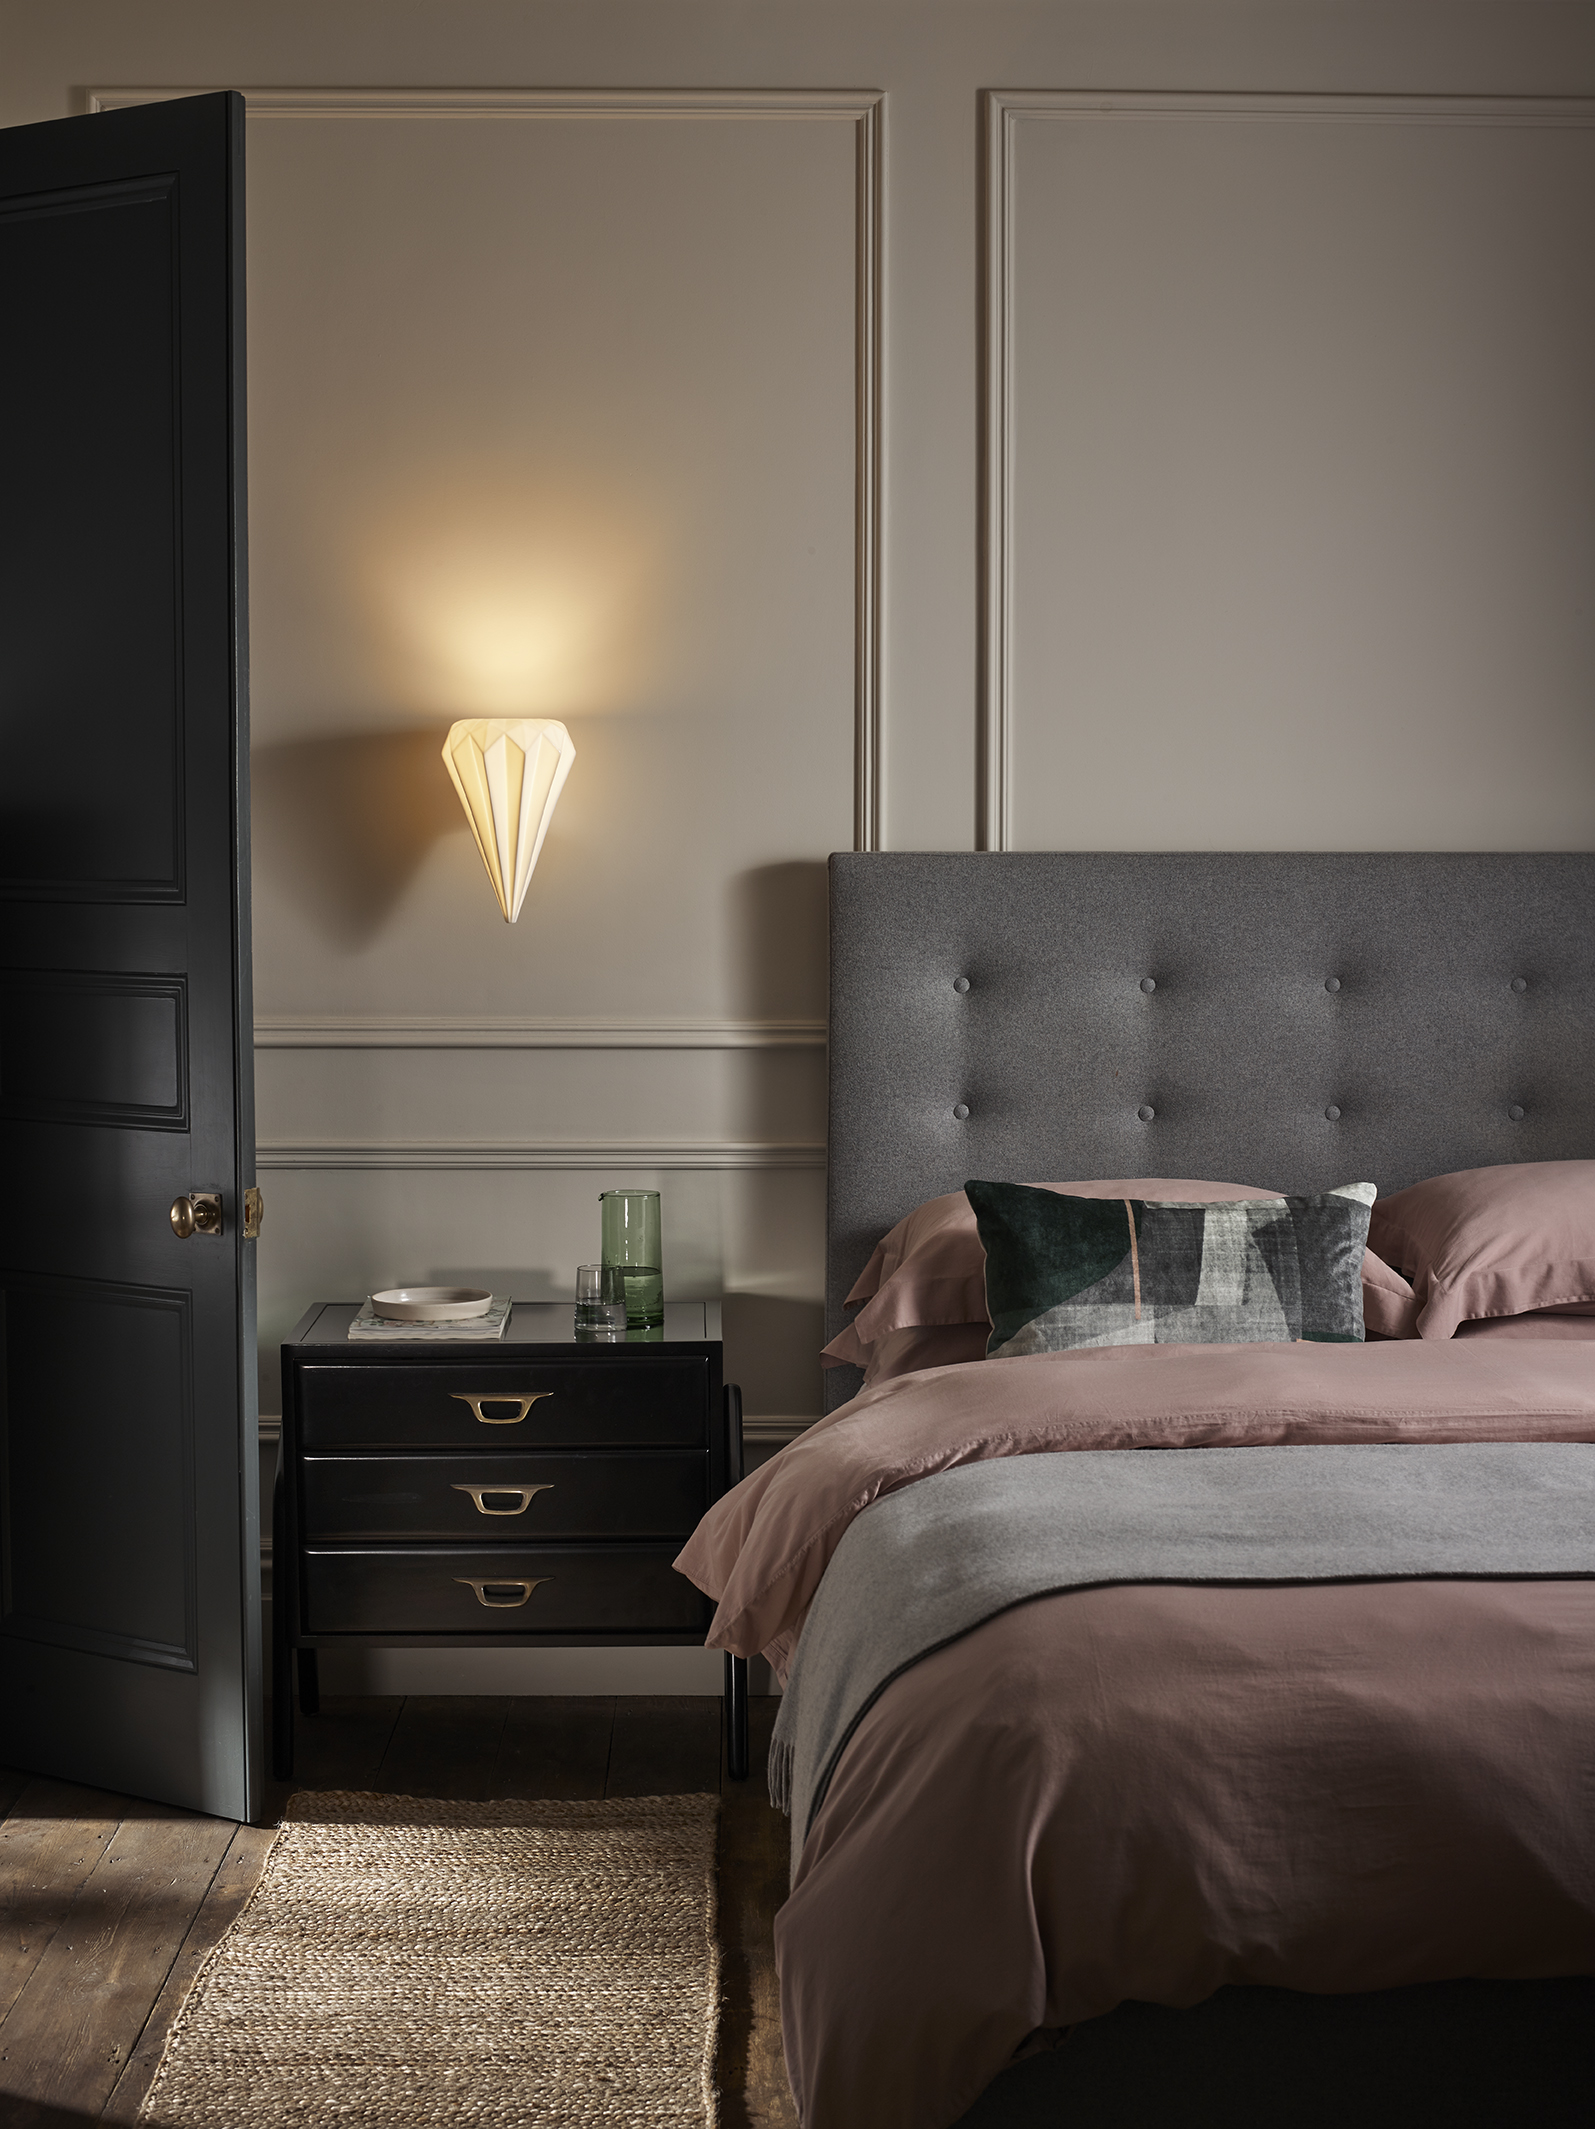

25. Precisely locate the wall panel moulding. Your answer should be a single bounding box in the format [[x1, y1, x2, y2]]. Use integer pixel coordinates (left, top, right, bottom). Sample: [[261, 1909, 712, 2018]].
[[254, 1017, 827, 1050], [977, 88, 1595, 855], [254, 1137, 827, 1171], [89, 82, 884, 855]]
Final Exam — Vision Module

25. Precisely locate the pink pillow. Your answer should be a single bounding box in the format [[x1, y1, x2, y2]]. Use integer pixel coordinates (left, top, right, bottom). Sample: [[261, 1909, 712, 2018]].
[[1455, 1311, 1595, 1343], [824, 1178, 1418, 1367], [1360, 1248, 1420, 1339], [858, 1322, 992, 1387], [1368, 1161, 1595, 1339]]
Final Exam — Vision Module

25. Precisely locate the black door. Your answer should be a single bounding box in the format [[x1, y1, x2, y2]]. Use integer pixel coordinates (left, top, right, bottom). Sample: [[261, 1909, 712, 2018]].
[[0, 93, 260, 1821]]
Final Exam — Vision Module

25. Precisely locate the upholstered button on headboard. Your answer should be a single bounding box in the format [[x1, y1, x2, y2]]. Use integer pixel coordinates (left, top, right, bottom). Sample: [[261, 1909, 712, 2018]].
[[825, 852, 1595, 1409]]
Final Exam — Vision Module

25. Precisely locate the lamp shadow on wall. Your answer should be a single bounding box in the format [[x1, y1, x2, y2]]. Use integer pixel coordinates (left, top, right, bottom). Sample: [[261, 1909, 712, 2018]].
[[723, 1291, 824, 1417], [728, 860, 828, 1020], [724, 861, 829, 1415], [252, 730, 463, 947]]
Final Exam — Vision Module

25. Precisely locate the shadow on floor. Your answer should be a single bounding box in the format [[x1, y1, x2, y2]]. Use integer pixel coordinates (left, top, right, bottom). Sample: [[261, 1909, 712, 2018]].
[[3, 2102, 106, 2129], [955, 1978, 1595, 2129]]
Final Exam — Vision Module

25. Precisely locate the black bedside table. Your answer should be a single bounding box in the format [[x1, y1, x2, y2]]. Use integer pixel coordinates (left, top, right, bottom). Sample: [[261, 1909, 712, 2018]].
[[273, 1300, 748, 1781]]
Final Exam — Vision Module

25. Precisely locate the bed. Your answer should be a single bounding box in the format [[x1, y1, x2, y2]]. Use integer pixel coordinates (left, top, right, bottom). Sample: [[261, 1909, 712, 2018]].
[[678, 853, 1595, 2129]]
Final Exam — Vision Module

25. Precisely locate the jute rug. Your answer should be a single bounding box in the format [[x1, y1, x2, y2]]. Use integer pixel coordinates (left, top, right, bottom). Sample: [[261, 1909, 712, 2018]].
[[138, 1791, 721, 2128]]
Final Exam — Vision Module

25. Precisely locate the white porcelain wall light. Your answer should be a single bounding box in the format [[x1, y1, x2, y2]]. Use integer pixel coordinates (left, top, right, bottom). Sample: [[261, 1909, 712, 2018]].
[[442, 717, 576, 922]]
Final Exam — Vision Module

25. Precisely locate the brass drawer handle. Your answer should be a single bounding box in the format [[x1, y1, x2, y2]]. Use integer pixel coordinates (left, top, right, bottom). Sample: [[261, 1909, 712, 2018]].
[[455, 1576, 550, 1609], [452, 1482, 553, 1517], [450, 1392, 552, 1425]]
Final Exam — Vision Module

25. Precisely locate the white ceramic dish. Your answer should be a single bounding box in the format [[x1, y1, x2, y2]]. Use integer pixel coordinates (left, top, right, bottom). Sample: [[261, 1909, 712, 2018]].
[[369, 1286, 494, 1323]]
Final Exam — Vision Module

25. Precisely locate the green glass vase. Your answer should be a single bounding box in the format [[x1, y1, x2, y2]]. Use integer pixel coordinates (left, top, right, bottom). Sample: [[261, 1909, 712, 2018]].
[[599, 1189, 664, 1330]]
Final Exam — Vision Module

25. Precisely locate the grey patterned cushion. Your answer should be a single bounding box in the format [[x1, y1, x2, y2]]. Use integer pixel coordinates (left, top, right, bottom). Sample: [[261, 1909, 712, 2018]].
[[966, 1180, 1377, 1358]]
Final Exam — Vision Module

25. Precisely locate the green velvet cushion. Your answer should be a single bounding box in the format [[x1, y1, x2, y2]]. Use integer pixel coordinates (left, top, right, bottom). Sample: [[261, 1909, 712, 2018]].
[[966, 1180, 1377, 1358]]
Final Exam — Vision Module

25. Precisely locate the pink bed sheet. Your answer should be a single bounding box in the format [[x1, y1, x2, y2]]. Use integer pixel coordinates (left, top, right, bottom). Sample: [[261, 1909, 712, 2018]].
[[673, 1338, 1595, 2129]]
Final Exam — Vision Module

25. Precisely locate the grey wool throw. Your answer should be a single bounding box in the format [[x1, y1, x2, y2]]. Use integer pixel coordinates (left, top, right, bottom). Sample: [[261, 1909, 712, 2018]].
[[768, 1442, 1595, 1876]]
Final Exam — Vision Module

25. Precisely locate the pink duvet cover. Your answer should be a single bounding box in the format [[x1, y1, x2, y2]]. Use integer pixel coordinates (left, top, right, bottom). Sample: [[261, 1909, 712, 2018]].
[[676, 1340, 1595, 2129]]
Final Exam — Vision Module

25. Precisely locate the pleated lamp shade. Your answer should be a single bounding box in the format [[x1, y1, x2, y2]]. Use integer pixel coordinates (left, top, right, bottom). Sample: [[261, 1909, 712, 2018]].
[[442, 718, 576, 923]]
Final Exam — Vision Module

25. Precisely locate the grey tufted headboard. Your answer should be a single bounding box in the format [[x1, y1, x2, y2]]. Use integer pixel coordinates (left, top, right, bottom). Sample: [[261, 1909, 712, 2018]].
[[825, 852, 1595, 1409]]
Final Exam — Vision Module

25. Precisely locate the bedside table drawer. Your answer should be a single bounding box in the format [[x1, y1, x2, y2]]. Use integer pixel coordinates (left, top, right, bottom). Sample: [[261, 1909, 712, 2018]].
[[302, 1546, 712, 1635], [300, 1453, 708, 1540], [296, 1359, 710, 1449]]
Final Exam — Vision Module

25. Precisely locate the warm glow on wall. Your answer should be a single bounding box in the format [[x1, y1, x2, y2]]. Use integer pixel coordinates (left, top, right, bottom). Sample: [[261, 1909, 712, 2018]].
[[434, 591, 591, 713], [408, 562, 614, 714], [442, 717, 576, 921], [358, 476, 660, 720]]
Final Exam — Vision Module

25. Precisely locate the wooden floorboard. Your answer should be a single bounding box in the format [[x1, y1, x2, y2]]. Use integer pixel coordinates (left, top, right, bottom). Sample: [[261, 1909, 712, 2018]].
[[101, 1821, 278, 2126], [262, 1693, 404, 1821], [0, 1781, 127, 2026], [375, 1695, 513, 1801], [0, 2097, 107, 2128], [607, 1694, 723, 1796], [292, 1693, 404, 1790], [0, 1801, 234, 2116], [492, 1695, 615, 1799]]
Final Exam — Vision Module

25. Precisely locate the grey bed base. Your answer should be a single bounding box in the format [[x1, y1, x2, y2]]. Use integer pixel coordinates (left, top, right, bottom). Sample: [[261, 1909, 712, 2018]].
[[825, 853, 1595, 1409]]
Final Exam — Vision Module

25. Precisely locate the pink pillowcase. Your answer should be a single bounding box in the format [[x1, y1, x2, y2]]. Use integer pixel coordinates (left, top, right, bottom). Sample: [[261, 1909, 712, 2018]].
[[856, 1322, 993, 1388], [1360, 1248, 1421, 1339], [1368, 1161, 1595, 1339], [1455, 1311, 1595, 1343], [823, 1178, 1419, 1374]]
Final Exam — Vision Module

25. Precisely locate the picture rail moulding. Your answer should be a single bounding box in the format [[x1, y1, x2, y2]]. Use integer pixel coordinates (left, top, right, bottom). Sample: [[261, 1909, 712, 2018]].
[[253, 1017, 827, 1050], [89, 84, 882, 853], [254, 1138, 826, 1171], [87, 87, 883, 122], [977, 87, 1595, 854]]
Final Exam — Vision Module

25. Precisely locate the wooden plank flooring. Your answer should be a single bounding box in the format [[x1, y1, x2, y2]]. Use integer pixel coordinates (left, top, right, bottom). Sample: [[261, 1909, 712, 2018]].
[[2, 1805, 235, 2117], [103, 1824, 278, 2124], [0, 1692, 797, 2129]]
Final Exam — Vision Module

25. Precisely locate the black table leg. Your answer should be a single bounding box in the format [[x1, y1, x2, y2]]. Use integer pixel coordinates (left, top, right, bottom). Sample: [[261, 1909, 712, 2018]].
[[272, 1633, 294, 1779], [721, 1385, 750, 1781], [725, 1651, 749, 1780], [271, 1466, 294, 1779], [297, 1648, 320, 1717]]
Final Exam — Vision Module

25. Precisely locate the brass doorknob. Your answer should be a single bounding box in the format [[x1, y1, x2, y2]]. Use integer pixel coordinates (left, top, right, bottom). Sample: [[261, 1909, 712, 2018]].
[[170, 1192, 223, 1239]]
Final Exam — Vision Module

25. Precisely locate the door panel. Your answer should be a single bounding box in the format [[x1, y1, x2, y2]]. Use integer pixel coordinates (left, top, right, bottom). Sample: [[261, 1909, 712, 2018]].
[[1, 1275, 195, 1669], [0, 92, 259, 1820], [0, 176, 182, 895], [0, 971, 188, 1125]]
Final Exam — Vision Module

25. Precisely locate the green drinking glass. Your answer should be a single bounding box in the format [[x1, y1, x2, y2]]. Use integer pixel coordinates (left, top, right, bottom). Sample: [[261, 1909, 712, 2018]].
[[599, 1188, 664, 1330]]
